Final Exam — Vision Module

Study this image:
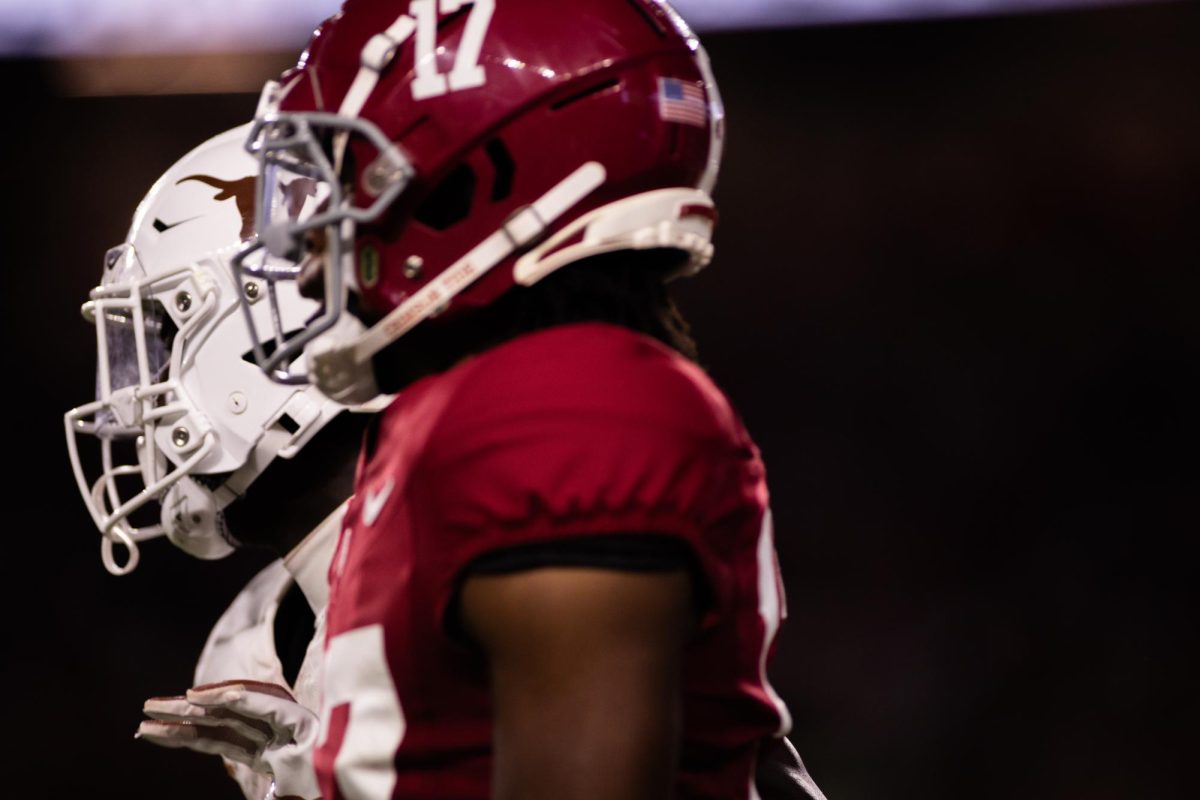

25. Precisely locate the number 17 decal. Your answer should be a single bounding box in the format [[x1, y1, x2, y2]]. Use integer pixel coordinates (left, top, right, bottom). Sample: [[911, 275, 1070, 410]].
[[411, 0, 496, 100]]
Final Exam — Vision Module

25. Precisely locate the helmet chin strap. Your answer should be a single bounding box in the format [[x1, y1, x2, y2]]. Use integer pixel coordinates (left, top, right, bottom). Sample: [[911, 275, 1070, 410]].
[[307, 161, 608, 404]]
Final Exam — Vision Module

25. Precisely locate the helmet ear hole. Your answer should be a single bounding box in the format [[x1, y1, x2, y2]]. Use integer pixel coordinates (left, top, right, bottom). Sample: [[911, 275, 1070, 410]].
[[485, 139, 515, 203], [413, 164, 477, 231]]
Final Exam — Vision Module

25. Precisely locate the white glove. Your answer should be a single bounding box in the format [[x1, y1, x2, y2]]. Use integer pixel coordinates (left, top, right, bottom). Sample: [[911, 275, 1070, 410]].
[[138, 679, 322, 800]]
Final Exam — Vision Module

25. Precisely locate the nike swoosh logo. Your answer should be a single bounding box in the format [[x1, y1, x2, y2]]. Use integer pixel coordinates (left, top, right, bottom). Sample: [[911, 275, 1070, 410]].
[[152, 216, 200, 233], [362, 478, 395, 526]]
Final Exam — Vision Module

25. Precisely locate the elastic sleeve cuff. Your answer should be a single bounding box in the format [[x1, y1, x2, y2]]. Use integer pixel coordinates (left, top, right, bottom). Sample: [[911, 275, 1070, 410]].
[[443, 533, 713, 647]]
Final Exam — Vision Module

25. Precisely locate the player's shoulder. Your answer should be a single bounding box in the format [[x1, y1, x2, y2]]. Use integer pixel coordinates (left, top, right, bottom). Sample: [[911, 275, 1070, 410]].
[[441, 322, 746, 444], [412, 323, 766, 561]]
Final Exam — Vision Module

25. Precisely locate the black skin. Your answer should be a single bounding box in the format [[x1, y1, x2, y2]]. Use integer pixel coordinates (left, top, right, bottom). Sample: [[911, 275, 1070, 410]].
[[462, 567, 695, 800], [221, 410, 368, 556]]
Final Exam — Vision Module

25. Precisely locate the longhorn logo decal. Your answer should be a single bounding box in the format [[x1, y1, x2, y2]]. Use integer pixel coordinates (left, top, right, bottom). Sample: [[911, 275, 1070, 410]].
[[178, 174, 320, 242], [177, 174, 257, 240]]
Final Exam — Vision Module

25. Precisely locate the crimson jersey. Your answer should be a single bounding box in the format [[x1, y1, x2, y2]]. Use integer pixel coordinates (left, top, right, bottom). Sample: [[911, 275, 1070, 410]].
[[318, 322, 791, 800]]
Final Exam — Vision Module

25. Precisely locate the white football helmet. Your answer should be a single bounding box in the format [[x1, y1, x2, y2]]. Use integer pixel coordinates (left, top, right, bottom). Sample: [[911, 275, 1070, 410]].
[[64, 125, 344, 576]]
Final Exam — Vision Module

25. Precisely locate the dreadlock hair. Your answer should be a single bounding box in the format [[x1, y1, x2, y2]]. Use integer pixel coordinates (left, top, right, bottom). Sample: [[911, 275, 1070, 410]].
[[371, 249, 700, 394]]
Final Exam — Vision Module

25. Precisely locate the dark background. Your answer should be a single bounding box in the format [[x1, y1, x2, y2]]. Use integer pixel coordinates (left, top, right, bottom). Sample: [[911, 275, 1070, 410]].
[[2, 2, 1196, 797]]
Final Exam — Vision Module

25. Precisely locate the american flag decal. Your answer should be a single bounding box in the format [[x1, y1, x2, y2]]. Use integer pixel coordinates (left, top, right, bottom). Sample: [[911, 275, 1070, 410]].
[[658, 77, 708, 128]]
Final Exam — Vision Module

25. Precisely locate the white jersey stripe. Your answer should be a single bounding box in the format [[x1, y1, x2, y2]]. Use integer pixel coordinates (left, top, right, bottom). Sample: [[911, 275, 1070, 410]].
[[756, 508, 793, 736]]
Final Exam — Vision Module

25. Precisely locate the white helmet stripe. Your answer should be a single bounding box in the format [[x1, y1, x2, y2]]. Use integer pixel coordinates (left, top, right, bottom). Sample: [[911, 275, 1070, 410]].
[[340, 14, 419, 119]]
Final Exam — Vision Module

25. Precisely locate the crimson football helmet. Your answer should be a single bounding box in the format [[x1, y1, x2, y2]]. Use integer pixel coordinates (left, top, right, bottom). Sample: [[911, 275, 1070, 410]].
[[233, 0, 724, 401], [64, 126, 349, 575]]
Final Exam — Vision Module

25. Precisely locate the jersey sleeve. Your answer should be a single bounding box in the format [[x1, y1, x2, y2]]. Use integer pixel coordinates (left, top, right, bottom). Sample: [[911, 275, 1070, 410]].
[[192, 562, 293, 800], [416, 324, 769, 632]]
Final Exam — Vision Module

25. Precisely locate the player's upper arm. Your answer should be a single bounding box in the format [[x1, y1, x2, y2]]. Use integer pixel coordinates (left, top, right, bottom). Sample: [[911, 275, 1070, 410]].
[[460, 565, 695, 800]]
